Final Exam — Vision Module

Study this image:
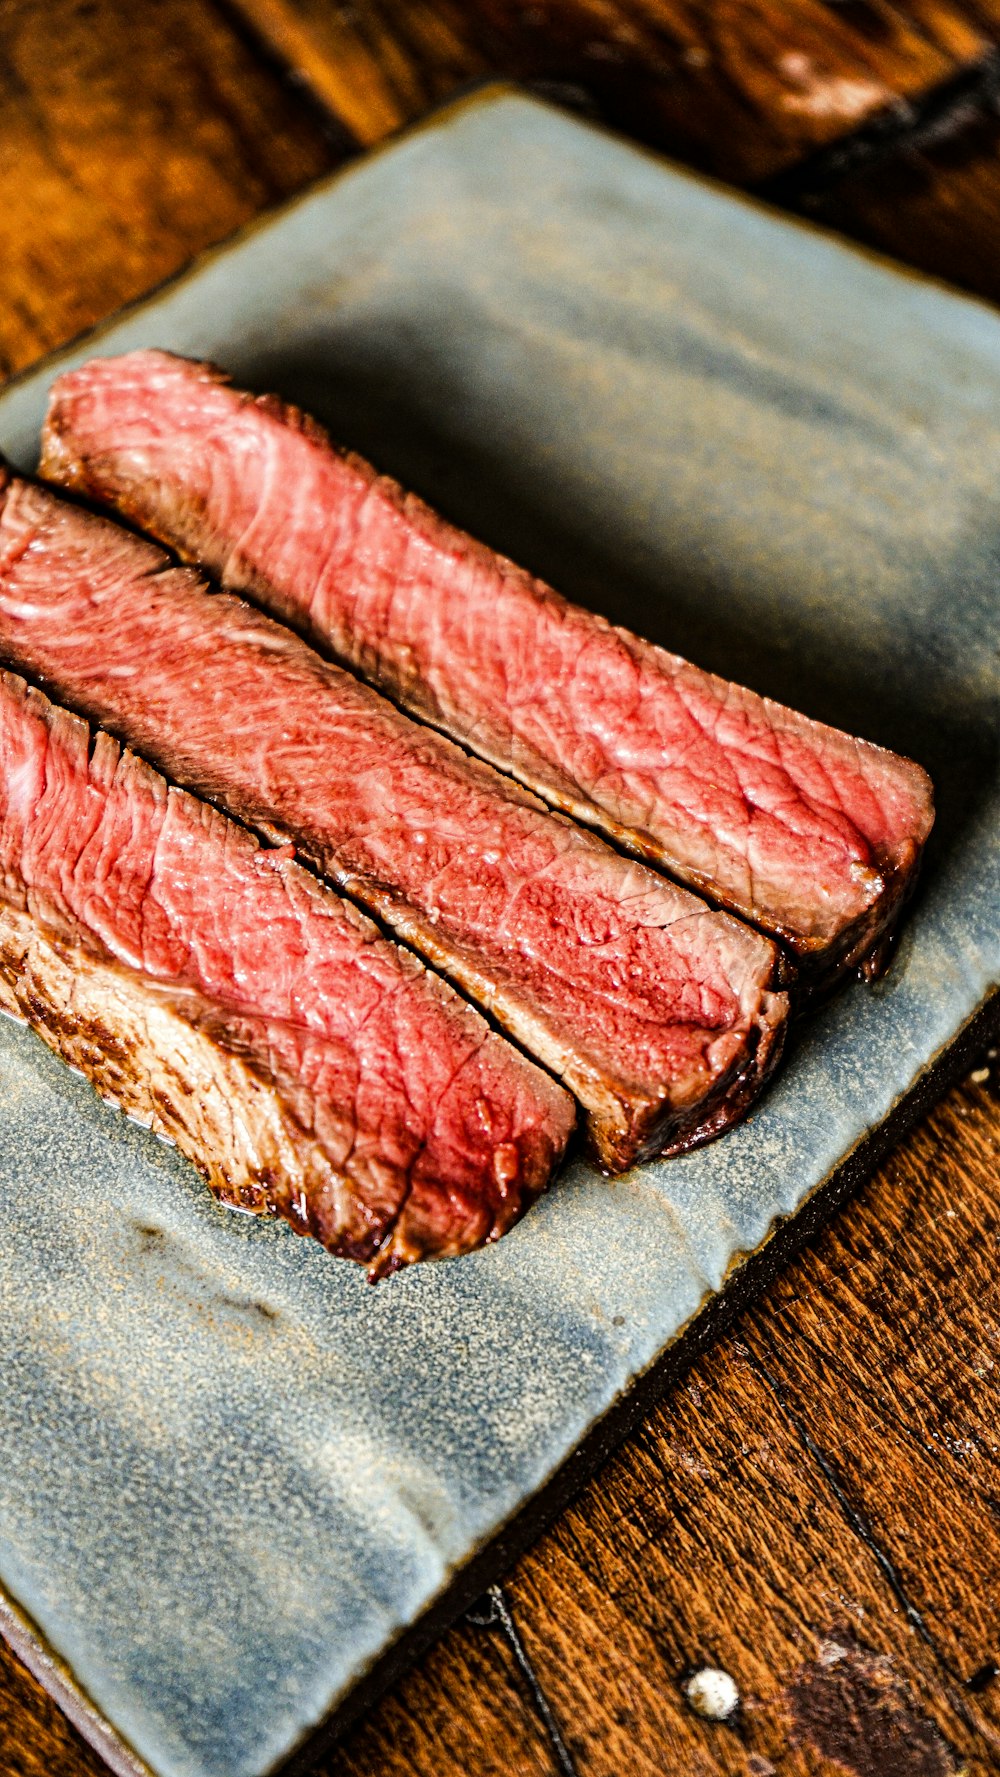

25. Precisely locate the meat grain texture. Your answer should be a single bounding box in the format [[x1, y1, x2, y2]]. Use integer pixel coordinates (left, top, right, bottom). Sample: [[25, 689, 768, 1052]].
[[41, 350, 935, 987], [0, 669, 574, 1276], [0, 470, 788, 1171]]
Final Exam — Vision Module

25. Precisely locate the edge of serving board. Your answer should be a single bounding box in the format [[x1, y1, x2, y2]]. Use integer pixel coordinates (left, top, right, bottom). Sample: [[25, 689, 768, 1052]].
[[5, 76, 1000, 417], [3, 990, 997, 1777], [3, 80, 999, 1777]]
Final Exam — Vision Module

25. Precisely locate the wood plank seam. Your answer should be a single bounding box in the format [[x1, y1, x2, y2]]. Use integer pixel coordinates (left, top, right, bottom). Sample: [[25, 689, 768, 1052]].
[[209, 0, 362, 152]]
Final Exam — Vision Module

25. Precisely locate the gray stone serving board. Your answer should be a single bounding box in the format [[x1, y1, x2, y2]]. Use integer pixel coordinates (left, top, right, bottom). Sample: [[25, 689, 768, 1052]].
[[0, 84, 998, 1777]]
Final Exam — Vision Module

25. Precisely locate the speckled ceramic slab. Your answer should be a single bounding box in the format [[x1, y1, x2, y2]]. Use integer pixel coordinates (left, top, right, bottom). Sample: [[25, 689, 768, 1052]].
[[1, 86, 998, 1777]]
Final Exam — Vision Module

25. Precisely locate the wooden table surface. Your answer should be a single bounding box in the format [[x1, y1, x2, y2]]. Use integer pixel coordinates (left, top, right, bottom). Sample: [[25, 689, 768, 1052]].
[[1, 5, 999, 1774]]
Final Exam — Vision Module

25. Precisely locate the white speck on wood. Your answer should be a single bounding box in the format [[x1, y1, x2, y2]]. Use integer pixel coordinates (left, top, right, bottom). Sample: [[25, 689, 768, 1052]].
[[684, 1666, 739, 1720]]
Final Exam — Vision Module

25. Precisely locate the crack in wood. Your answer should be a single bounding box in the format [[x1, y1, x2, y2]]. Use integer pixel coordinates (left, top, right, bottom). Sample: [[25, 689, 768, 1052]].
[[747, 1349, 950, 1659], [210, 0, 361, 155], [466, 1586, 578, 1777], [746, 1346, 1000, 1755], [755, 1313, 1000, 1519]]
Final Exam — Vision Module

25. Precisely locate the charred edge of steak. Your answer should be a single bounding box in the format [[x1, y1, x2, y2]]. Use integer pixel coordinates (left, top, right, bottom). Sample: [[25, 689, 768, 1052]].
[[592, 804, 929, 1001], [0, 899, 356, 1241], [353, 864, 786, 1175], [607, 980, 789, 1173], [788, 837, 929, 999], [0, 899, 504, 1280], [535, 780, 930, 1000], [659, 989, 788, 1160]]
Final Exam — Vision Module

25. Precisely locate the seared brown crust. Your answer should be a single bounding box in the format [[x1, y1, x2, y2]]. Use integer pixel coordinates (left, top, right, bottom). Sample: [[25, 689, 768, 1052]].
[[0, 670, 575, 1273], [1, 464, 789, 1172], [0, 891, 570, 1275], [0, 900, 346, 1237]]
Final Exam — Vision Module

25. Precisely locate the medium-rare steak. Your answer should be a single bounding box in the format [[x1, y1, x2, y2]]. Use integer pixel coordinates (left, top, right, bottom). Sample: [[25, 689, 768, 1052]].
[[0, 670, 573, 1275], [41, 351, 934, 985], [0, 471, 787, 1172]]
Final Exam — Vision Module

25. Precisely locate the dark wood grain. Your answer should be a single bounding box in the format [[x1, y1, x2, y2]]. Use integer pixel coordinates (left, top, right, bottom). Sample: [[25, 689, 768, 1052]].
[[229, 0, 994, 176], [0, 0, 336, 381], [227, 0, 488, 144], [0, 1637, 111, 1777], [231, 1, 1000, 307], [506, 1066, 1000, 1777], [329, 1607, 564, 1777], [3, 4, 1000, 1777], [794, 98, 1000, 306]]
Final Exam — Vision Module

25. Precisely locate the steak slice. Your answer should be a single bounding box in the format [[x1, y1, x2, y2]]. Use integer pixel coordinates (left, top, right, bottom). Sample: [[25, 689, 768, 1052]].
[[0, 472, 787, 1172], [41, 350, 934, 985], [0, 669, 573, 1275]]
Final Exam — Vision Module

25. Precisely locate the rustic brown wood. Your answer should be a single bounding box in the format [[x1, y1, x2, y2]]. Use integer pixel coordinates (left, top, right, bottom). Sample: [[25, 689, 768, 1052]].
[[505, 1065, 1000, 1777], [4, 5, 1000, 1777], [230, 0, 1000, 178], [0, 0, 335, 381], [230, 0, 1000, 309], [229, 0, 488, 144], [0, 1636, 111, 1777], [796, 102, 1000, 307], [329, 1608, 563, 1777]]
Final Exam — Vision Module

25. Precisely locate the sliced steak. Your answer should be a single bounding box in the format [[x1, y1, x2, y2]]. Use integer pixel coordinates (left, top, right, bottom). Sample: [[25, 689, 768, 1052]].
[[0, 669, 573, 1275], [41, 350, 934, 984], [0, 471, 787, 1172]]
